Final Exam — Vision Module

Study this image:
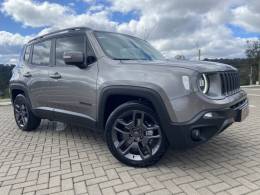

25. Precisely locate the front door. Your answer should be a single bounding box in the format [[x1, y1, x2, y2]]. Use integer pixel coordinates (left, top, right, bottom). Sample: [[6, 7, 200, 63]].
[[48, 34, 98, 125]]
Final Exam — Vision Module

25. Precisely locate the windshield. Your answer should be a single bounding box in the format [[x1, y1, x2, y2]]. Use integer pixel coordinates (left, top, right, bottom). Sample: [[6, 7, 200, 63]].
[[95, 31, 165, 61]]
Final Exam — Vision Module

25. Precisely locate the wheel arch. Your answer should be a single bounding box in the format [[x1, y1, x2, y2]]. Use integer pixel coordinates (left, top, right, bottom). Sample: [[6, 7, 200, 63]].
[[97, 86, 172, 131], [9, 83, 31, 106]]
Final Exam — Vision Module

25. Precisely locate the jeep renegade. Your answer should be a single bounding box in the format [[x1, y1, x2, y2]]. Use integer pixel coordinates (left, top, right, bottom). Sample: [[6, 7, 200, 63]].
[[10, 27, 249, 167]]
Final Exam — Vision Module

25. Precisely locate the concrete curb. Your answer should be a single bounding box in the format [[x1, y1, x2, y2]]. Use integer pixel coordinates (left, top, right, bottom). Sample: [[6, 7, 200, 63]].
[[241, 85, 260, 88], [0, 102, 11, 106], [0, 99, 11, 106]]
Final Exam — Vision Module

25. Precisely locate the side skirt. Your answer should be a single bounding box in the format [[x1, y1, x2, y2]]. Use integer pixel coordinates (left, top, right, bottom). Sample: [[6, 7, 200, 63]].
[[33, 107, 97, 130]]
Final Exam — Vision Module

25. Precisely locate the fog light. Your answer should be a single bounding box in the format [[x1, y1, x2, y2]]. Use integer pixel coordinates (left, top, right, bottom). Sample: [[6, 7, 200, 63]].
[[191, 129, 201, 141], [204, 112, 213, 119]]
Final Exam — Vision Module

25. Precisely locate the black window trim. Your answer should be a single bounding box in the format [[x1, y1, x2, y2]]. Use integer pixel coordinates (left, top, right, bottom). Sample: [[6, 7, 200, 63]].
[[31, 39, 52, 67], [86, 36, 97, 65]]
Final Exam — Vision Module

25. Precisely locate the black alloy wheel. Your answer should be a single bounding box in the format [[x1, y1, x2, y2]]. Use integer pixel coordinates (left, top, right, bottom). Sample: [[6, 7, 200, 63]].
[[106, 102, 168, 167]]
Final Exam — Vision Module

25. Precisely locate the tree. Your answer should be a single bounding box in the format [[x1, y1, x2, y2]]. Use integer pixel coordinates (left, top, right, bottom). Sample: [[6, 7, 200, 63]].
[[245, 39, 260, 85], [0, 64, 15, 98], [174, 55, 186, 60]]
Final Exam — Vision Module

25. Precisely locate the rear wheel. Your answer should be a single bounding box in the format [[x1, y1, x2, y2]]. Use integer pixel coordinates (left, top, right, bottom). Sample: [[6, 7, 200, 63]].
[[105, 102, 168, 167], [13, 94, 41, 131]]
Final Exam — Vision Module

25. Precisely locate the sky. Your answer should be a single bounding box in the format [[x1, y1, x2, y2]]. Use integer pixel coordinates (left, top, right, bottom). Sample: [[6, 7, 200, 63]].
[[0, 0, 260, 64]]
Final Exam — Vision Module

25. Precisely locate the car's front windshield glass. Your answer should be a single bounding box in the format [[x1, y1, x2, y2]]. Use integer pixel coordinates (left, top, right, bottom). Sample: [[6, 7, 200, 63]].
[[95, 31, 165, 61]]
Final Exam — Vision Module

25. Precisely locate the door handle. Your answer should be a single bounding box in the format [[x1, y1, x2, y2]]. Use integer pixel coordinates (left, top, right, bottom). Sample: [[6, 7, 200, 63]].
[[49, 72, 62, 79], [23, 72, 32, 78]]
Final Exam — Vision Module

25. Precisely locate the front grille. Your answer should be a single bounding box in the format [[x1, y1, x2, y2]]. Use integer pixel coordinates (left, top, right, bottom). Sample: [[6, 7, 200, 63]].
[[230, 98, 247, 109], [220, 71, 240, 96]]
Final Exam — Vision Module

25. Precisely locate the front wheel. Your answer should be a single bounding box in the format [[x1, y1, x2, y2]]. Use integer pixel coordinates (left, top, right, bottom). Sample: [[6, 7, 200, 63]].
[[105, 102, 168, 167]]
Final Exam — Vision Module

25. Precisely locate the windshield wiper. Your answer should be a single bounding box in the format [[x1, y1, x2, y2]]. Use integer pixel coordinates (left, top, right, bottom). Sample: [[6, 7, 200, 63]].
[[112, 58, 136, 60]]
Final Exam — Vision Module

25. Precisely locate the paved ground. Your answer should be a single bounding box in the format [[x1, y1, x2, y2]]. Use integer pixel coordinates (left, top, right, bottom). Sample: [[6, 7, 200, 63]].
[[0, 89, 260, 195]]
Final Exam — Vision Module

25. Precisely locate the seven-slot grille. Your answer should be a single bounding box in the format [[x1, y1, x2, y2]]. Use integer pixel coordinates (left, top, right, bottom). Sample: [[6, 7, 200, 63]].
[[220, 71, 240, 96]]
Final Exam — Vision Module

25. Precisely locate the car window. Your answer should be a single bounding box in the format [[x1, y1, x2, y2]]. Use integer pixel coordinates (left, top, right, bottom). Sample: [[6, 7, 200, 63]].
[[24, 45, 31, 63], [95, 31, 165, 61], [32, 40, 51, 66], [17, 46, 26, 68], [55, 36, 85, 66]]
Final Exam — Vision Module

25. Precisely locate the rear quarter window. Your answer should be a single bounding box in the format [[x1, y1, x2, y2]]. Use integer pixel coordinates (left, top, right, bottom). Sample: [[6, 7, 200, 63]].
[[24, 45, 31, 63], [16, 46, 25, 68]]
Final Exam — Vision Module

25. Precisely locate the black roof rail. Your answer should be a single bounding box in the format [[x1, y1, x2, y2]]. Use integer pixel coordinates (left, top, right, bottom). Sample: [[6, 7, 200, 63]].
[[28, 27, 92, 43]]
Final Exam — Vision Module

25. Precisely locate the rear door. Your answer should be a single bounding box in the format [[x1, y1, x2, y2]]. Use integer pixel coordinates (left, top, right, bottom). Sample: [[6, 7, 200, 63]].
[[48, 34, 98, 123], [27, 39, 52, 109]]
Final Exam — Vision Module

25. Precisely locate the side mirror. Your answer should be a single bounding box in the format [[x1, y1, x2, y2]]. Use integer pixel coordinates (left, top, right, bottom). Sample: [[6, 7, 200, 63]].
[[63, 51, 87, 69], [87, 55, 97, 65]]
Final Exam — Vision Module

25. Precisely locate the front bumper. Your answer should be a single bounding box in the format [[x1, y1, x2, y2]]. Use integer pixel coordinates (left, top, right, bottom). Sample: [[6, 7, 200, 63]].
[[164, 97, 249, 149]]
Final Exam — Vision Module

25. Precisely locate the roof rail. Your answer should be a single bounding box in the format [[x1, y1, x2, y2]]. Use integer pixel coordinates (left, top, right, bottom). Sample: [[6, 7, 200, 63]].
[[28, 27, 92, 43]]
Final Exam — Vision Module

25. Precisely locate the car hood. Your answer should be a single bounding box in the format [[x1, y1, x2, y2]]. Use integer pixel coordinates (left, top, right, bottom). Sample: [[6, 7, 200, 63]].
[[120, 59, 237, 73]]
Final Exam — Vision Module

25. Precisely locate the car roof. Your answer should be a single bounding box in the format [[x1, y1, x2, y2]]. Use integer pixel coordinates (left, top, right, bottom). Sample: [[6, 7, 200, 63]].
[[28, 27, 92, 44], [27, 27, 147, 46]]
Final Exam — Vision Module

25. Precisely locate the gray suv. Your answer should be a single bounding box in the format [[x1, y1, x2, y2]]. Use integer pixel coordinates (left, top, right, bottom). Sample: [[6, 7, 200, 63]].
[[10, 27, 249, 167]]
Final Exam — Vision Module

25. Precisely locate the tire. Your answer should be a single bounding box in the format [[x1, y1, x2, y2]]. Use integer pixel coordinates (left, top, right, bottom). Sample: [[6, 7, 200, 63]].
[[13, 94, 41, 131], [105, 101, 168, 167]]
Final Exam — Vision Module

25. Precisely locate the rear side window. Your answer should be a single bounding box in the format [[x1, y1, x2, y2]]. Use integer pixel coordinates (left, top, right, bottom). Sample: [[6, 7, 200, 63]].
[[24, 45, 31, 63], [55, 36, 85, 66], [32, 40, 51, 66]]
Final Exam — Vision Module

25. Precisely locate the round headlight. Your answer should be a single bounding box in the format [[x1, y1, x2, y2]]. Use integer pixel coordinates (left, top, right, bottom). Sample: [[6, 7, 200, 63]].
[[199, 74, 209, 94]]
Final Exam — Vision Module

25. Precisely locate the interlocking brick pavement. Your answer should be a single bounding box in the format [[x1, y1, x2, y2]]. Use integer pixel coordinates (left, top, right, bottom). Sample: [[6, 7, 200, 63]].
[[0, 93, 260, 195]]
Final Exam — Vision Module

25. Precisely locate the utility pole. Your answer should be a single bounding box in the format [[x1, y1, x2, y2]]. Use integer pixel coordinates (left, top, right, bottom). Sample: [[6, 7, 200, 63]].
[[250, 65, 253, 85], [258, 60, 260, 85], [195, 42, 201, 61]]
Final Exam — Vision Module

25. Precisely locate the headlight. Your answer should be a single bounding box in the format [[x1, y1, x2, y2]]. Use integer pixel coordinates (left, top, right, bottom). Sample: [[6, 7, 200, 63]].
[[198, 73, 209, 94]]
